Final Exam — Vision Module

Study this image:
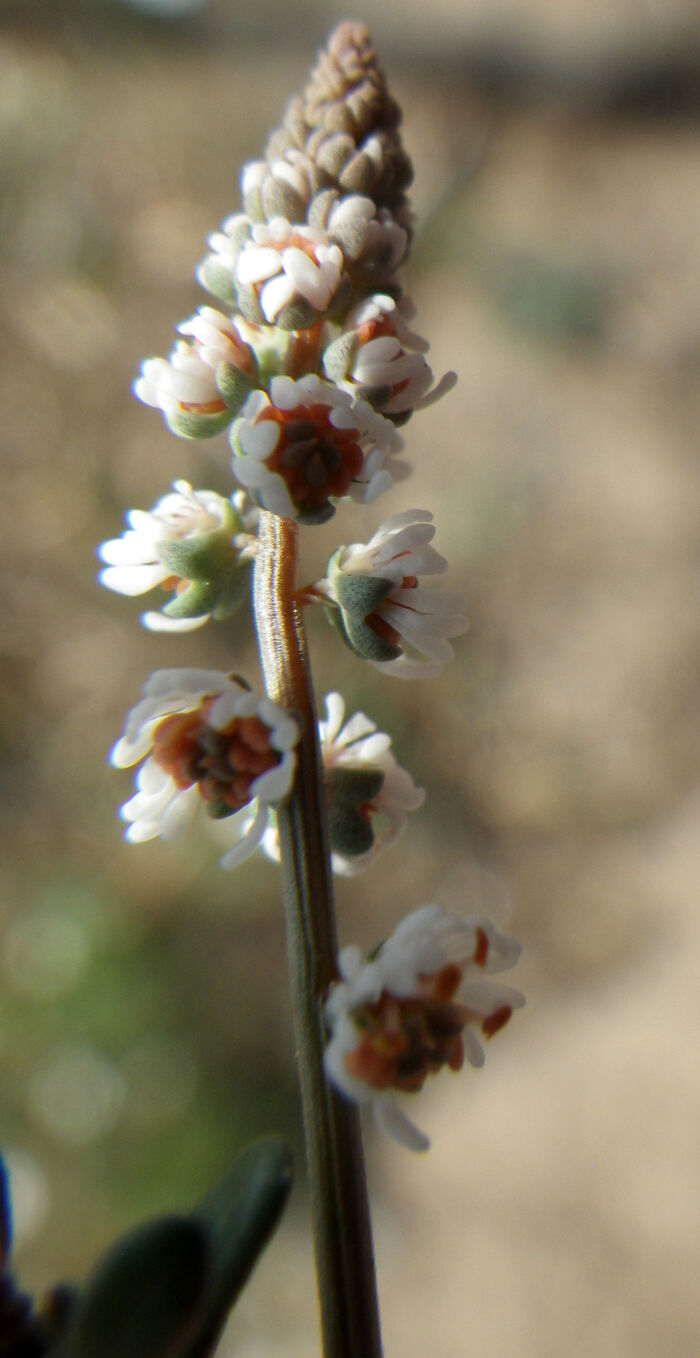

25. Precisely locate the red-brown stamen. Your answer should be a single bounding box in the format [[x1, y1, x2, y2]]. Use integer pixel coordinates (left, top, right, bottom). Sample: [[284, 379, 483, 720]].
[[257, 401, 364, 512], [481, 1005, 513, 1038], [179, 397, 228, 415], [474, 927, 490, 968], [152, 702, 281, 816]]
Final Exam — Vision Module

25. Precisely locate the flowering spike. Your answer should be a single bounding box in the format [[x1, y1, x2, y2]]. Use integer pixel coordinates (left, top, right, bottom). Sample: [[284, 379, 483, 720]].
[[266, 22, 413, 235]]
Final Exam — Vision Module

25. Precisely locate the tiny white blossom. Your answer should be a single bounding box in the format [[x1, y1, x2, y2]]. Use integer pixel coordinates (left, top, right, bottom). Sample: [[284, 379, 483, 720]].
[[241, 154, 315, 222], [236, 217, 344, 324], [327, 294, 457, 417], [231, 374, 401, 524], [111, 669, 299, 869], [98, 484, 257, 633], [262, 692, 425, 875], [326, 195, 408, 276], [324, 904, 524, 1151], [177, 306, 256, 374], [319, 510, 469, 677], [134, 343, 225, 418]]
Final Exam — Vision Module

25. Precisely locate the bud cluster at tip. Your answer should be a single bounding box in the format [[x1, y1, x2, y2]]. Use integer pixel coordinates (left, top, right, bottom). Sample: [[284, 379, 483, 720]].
[[128, 22, 455, 525]]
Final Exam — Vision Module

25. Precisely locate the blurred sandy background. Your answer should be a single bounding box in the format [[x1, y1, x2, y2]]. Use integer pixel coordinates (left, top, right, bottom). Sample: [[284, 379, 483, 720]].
[[1, 0, 699, 1354]]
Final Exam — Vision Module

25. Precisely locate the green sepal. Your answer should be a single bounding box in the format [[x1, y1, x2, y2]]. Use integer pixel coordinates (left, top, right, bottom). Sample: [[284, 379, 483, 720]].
[[326, 765, 385, 858], [325, 547, 402, 663], [198, 260, 238, 309], [274, 297, 318, 332], [156, 503, 253, 622], [235, 283, 266, 328], [164, 405, 234, 441], [322, 331, 357, 384], [215, 359, 258, 413]]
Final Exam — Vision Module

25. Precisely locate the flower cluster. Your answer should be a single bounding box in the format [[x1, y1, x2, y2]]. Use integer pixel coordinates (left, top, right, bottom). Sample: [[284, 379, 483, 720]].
[[101, 22, 522, 1152], [325, 905, 524, 1150]]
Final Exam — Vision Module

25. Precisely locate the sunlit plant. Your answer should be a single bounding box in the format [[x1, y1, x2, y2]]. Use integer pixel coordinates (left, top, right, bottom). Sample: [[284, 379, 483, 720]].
[[1, 23, 523, 1358]]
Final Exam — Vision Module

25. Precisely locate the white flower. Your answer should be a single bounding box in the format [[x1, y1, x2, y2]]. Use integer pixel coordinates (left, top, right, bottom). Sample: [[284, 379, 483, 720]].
[[262, 692, 425, 876], [326, 195, 408, 277], [111, 669, 299, 869], [196, 212, 250, 306], [236, 217, 344, 324], [134, 310, 256, 437], [177, 306, 256, 375], [319, 692, 425, 873], [319, 510, 469, 677], [327, 294, 457, 417], [231, 374, 401, 524], [98, 484, 256, 633], [241, 155, 315, 222], [134, 343, 225, 418], [324, 904, 524, 1151]]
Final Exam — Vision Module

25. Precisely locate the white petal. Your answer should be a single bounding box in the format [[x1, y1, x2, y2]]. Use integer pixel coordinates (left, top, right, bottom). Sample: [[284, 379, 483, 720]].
[[358, 335, 401, 365], [267, 375, 300, 410], [239, 418, 280, 460], [99, 532, 158, 567], [237, 246, 282, 285], [320, 692, 346, 742], [219, 801, 268, 869], [260, 273, 296, 322], [252, 751, 295, 804], [141, 611, 211, 633], [125, 819, 162, 843], [100, 563, 168, 596], [463, 1028, 486, 1068], [373, 1094, 430, 1152], [159, 785, 200, 842]]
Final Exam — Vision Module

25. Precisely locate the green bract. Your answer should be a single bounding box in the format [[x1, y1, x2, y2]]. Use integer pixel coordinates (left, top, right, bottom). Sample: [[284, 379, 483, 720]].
[[164, 405, 235, 440], [325, 546, 402, 663], [156, 501, 252, 623], [326, 765, 386, 858]]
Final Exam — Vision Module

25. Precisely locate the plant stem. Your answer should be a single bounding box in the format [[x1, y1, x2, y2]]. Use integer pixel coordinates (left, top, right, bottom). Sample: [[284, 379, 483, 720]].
[[254, 510, 383, 1358]]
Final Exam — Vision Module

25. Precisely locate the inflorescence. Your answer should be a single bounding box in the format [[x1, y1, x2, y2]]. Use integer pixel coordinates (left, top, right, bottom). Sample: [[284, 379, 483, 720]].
[[101, 21, 522, 1148]]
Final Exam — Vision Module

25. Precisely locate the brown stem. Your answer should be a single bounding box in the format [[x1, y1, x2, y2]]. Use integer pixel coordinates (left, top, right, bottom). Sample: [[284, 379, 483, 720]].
[[254, 510, 383, 1358]]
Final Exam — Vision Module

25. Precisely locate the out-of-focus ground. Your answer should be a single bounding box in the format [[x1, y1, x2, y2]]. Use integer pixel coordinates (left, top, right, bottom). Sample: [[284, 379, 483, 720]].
[[1, 1, 699, 1355]]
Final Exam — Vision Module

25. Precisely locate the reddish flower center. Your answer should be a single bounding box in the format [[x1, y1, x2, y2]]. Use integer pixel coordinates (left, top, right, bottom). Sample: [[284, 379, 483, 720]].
[[257, 402, 364, 513], [356, 316, 396, 346], [345, 954, 513, 1094], [179, 397, 228, 415], [152, 699, 281, 819]]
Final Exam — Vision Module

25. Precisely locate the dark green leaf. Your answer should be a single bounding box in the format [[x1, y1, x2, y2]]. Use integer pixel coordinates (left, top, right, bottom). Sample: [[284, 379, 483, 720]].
[[55, 1216, 208, 1358], [182, 1136, 292, 1358]]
